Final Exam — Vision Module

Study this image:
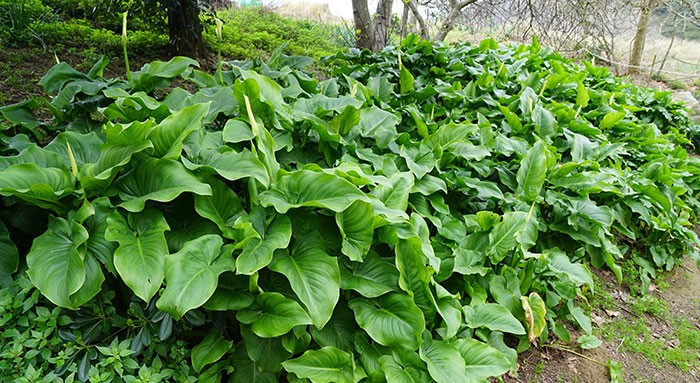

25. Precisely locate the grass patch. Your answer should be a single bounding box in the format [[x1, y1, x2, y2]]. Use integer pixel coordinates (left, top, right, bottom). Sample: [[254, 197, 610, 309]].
[[598, 292, 700, 372]]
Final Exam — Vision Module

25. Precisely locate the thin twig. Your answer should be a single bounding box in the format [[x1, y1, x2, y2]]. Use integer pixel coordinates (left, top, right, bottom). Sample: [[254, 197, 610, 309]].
[[544, 344, 609, 367], [586, 49, 700, 78]]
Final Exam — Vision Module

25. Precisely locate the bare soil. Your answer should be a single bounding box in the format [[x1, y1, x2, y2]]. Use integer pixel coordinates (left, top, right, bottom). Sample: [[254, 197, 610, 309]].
[[504, 258, 700, 383]]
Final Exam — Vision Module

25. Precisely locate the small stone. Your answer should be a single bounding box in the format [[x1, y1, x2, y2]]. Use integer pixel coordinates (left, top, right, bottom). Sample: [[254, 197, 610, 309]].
[[672, 91, 700, 120]]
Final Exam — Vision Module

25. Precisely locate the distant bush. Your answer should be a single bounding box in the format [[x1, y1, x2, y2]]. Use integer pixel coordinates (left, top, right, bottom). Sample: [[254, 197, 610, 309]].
[[209, 6, 346, 60], [41, 0, 163, 33], [0, 0, 57, 47]]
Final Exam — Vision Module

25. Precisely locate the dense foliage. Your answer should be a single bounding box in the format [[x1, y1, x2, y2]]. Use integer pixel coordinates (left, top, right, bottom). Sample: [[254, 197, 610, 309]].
[[0, 1, 344, 61], [1, 36, 699, 382]]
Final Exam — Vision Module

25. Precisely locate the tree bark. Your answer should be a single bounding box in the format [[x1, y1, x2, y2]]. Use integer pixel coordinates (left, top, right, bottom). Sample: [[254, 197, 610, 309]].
[[167, 0, 206, 59], [434, 0, 478, 41], [404, 0, 429, 39], [628, 0, 658, 75], [352, 0, 374, 50], [400, 2, 410, 38], [372, 0, 394, 51]]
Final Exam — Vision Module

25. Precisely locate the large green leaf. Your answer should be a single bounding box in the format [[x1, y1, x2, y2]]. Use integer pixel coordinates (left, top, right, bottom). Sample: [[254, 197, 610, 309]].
[[81, 141, 153, 193], [203, 272, 254, 311], [130, 56, 199, 93], [575, 81, 589, 109], [600, 111, 625, 129], [44, 131, 103, 168], [103, 90, 172, 123], [157, 235, 234, 319], [104, 119, 154, 147], [419, 336, 469, 383], [455, 338, 511, 381], [349, 293, 425, 350], [487, 212, 528, 264], [38, 61, 91, 95], [183, 147, 270, 187], [282, 347, 354, 383], [516, 140, 548, 202], [194, 177, 244, 237], [81, 198, 117, 274], [356, 106, 401, 148], [236, 215, 292, 275], [463, 303, 526, 335], [259, 169, 369, 213], [105, 209, 170, 304], [237, 292, 312, 338], [0, 145, 66, 171], [340, 252, 400, 298], [0, 221, 18, 287], [545, 249, 594, 290], [0, 164, 74, 210], [115, 158, 212, 212], [532, 104, 556, 138], [26, 217, 103, 309], [379, 355, 424, 383], [335, 200, 374, 262], [192, 330, 233, 374], [309, 304, 357, 351], [433, 283, 462, 339], [373, 172, 414, 212], [399, 54, 415, 95], [240, 325, 292, 372], [0, 99, 42, 130], [395, 237, 435, 318], [269, 232, 340, 329], [147, 103, 210, 159], [230, 346, 279, 383]]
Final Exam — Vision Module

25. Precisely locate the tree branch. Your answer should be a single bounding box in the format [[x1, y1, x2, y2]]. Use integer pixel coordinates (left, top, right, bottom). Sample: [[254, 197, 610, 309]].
[[404, 0, 429, 39]]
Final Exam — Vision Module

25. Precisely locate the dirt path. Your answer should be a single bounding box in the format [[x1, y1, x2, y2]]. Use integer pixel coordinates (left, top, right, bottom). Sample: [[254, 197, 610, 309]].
[[505, 258, 700, 383]]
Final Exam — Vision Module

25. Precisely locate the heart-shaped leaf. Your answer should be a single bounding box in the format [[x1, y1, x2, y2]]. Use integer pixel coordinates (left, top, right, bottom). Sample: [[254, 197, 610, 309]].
[[269, 232, 340, 329], [115, 158, 212, 212], [282, 347, 354, 383], [157, 235, 233, 319], [237, 292, 312, 338], [27, 217, 103, 309], [259, 169, 369, 213], [349, 293, 425, 350], [105, 209, 170, 304]]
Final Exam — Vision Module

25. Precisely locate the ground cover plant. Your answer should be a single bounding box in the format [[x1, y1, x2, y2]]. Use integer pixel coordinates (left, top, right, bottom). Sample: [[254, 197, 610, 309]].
[[1, 36, 699, 382]]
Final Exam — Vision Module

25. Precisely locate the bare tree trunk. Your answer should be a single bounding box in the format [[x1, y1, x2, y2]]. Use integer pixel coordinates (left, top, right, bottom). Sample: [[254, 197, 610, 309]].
[[167, 0, 206, 59], [657, 14, 677, 74], [434, 0, 479, 41], [352, 0, 374, 50], [400, 2, 410, 38], [372, 0, 394, 51], [404, 0, 429, 39], [628, 0, 658, 75]]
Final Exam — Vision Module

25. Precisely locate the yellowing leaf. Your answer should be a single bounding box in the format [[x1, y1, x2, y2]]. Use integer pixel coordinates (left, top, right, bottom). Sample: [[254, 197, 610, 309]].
[[521, 292, 547, 343]]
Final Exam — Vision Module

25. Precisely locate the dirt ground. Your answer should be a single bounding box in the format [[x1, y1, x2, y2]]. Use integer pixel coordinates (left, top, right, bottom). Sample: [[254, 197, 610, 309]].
[[503, 257, 700, 383]]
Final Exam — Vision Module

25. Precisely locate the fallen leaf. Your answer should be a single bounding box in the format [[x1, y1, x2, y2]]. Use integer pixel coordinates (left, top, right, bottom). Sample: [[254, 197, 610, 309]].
[[591, 312, 606, 327], [604, 309, 621, 317]]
